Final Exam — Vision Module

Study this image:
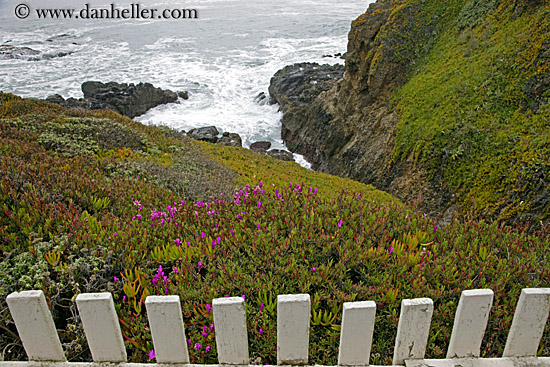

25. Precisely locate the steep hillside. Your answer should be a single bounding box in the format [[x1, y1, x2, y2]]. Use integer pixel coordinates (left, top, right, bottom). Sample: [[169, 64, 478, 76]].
[[0, 95, 549, 364], [271, 0, 549, 224]]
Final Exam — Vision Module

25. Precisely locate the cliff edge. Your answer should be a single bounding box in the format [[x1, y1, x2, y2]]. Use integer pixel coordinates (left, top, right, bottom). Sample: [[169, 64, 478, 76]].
[[270, 0, 549, 224]]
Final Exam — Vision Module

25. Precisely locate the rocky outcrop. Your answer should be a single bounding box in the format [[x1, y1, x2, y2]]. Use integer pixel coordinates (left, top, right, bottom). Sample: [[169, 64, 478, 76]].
[[0, 44, 72, 61], [46, 81, 186, 118], [250, 141, 272, 154], [269, 0, 455, 218], [187, 126, 220, 143], [270, 0, 550, 224], [268, 63, 345, 163], [266, 149, 294, 162], [217, 132, 243, 147]]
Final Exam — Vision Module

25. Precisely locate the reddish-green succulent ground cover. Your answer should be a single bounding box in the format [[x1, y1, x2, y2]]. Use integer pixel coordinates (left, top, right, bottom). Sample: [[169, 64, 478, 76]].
[[0, 93, 549, 365]]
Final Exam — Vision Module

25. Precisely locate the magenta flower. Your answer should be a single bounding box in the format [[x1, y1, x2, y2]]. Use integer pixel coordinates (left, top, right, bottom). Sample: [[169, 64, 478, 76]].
[[201, 231, 206, 239], [194, 343, 202, 350], [205, 345, 211, 352], [187, 339, 192, 346], [241, 294, 246, 299], [313, 188, 318, 194], [206, 303, 211, 313], [209, 323, 215, 331], [258, 201, 262, 209], [113, 276, 118, 283], [202, 331, 208, 337], [198, 261, 204, 270], [147, 349, 155, 360], [259, 328, 264, 335], [389, 246, 394, 254], [260, 302, 265, 311], [338, 220, 343, 228], [217, 236, 221, 244], [434, 225, 438, 232], [312, 267, 316, 272]]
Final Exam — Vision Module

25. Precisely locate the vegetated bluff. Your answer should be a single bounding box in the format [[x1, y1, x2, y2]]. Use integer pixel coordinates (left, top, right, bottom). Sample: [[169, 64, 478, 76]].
[[269, 0, 549, 224]]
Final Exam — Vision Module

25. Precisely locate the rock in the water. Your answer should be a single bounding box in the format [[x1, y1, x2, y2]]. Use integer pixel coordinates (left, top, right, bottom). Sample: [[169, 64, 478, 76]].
[[267, 149, 294, 162], [80, 81, 178, 118], [268, 62, 344, 106], [217, 132, 242, 147], [178, 91, 189, 100], [0, 44, 40, 60], [45, 81, 185, 118], [250, 141, 272, 153], [45, 94, 65, 104], [0, 43, 73, 61], [254, 92, 268, 105], [187, 126, 219, 143]]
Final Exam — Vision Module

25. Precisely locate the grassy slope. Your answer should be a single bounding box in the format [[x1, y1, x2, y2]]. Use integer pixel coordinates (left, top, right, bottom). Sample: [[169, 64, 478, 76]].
[[0, 91, 548, 365], [391, 1, 550, 221]]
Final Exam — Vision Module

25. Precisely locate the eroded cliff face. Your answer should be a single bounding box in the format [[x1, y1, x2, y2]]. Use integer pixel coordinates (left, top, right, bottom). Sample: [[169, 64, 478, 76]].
[[271, 0, 455, 218], [272, 0, 550, 224]]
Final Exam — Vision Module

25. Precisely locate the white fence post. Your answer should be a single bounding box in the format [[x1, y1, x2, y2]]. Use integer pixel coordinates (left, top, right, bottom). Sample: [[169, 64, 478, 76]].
[[277, 294, 310, 365], [447, 289, 494, 358], [6, 290, 66, 362], [212, 296, 249, 365], [503, 288, 550, 357], [75, 293, 127, 362], [3, 288, 550, 367], [393, 298, 434, 365], [338, 301, 376, 366], [145, 295, 190, 363]]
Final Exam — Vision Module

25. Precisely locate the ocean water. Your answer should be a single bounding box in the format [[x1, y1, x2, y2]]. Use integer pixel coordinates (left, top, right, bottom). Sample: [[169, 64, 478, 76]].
[[0, 0, 373, 165]]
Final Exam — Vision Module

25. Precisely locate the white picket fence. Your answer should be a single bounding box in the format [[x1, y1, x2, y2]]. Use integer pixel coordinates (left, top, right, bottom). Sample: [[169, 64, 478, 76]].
[[2, 288, 550, 367]]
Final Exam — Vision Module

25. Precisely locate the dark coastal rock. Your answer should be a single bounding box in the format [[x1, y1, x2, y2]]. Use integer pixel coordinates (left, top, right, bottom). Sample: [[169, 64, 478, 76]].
[[249, 141, 294, 162], [80, 81, 179, 118], [217, 132, 242, 147], [254, 92, 268, 105], [46, 81, 186, 118], [45, 94, 65, 104], [0, 44, 73, 61], [187, 126, 219, 143], [178, 91, 189, 100], [268, 0, 452, 219], [268, 62, 345, 167], [266, 149, 294, 162], [250, 141, 271, 153], [268, 62, 344, 107], [0, 45, 40, 60]]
